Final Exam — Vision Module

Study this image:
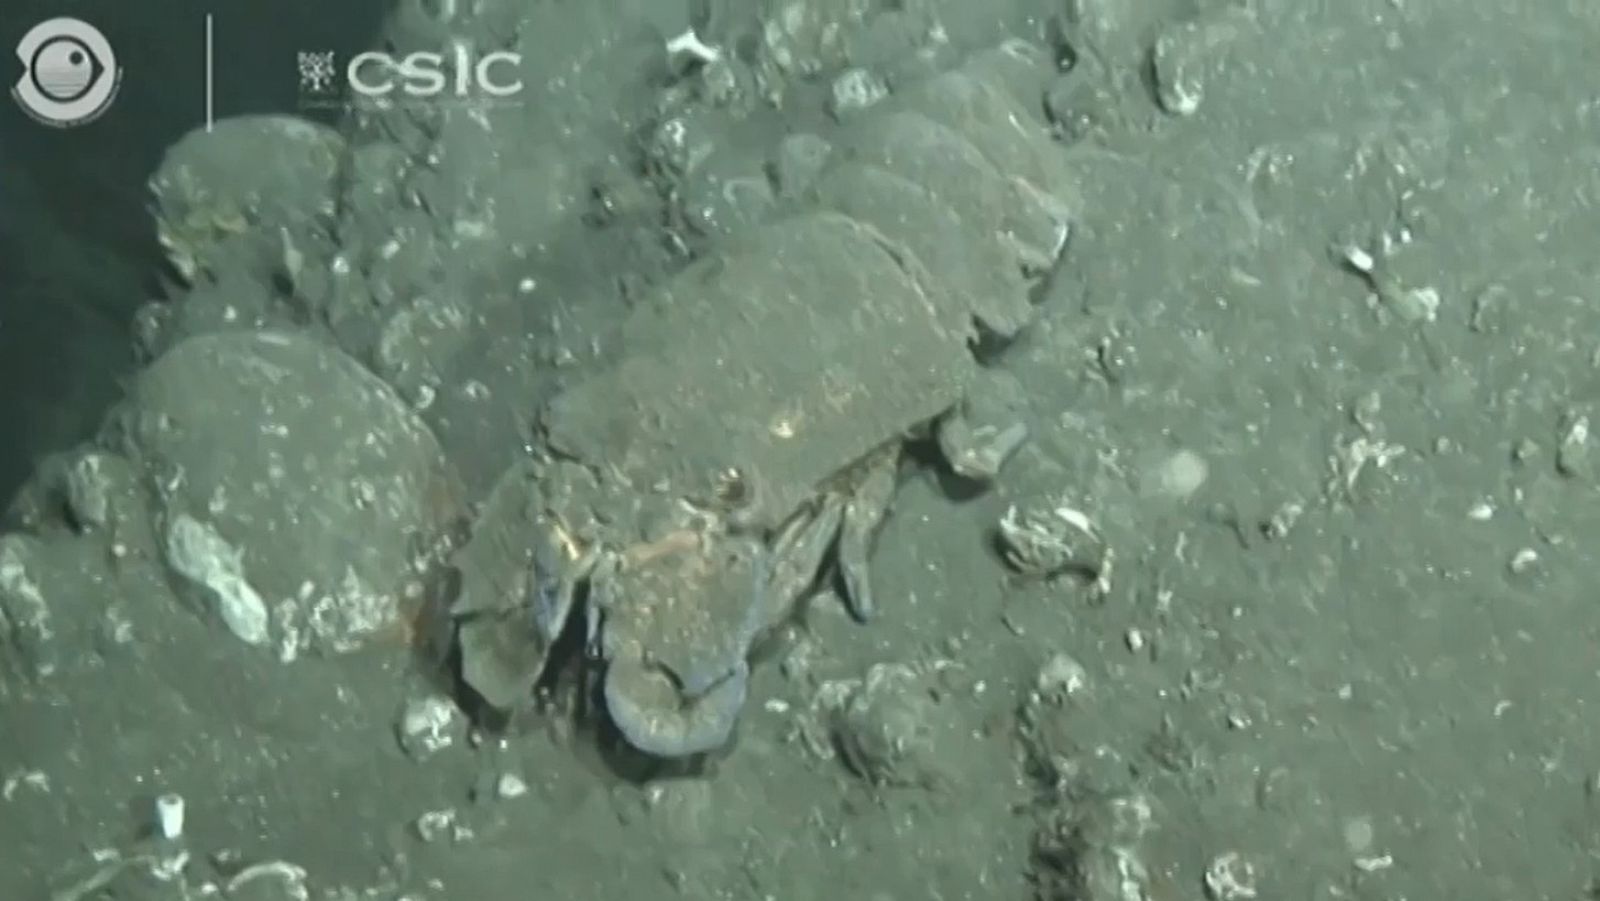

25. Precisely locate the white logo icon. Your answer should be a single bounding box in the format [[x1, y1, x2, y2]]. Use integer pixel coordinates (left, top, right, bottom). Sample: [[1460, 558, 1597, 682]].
[[12, 17, 121, 126], [297, 50, 336, 93]]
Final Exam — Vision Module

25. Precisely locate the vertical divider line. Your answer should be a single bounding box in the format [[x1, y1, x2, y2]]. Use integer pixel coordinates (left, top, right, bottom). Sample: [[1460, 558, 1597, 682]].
[[205, 14, 214, 131]]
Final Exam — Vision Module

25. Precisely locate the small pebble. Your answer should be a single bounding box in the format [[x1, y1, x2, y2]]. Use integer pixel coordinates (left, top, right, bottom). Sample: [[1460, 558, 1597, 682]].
[[829, 67, 888, 116], [1146, 448, 1209, 501], [496, 772, 528, 799], [1035, 652, 1088, 699], [397, 695, 458, 758], [415, 808, 460, 843], [1508, 547, 1538, 575], [1203, 851, 1258, 900]]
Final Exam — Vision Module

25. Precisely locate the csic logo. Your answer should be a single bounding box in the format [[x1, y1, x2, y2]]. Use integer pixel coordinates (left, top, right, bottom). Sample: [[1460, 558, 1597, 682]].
[[299, 45, 522, 103], [348, 46, 523, 98], [12, 18, 121, 127]]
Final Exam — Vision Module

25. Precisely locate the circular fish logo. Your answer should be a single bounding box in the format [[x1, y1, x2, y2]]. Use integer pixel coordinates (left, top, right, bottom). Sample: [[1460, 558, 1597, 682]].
[[12, 18, 121, 126]]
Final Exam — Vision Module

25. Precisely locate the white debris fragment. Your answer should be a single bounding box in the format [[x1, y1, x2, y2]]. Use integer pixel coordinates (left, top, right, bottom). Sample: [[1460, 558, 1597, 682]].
[[148, 849, 190, 882], [829, 67, 889, 116], [1035, 652, 1089, 700], [225, 860, 309, 899], [0, 534, 55, 676], [1, 768, 49, 799], [65, 453, 112, 528], [1203, 851, 1259, 899], [305, 564, 399, 653], [1341, 244, 1376, 274], [996, 501, 1105, 580], [397, 695, 459, 759], [1353, 853, 1394, 873], [1508, 547, 1539, 576], [1124, 628, 1146, 653], [495, 772, 528, 799], [1052, 504, 1097, 537], [415, 808, 468, 843], [666, 28, 721, 64], [154, 792, 185, 840], [1390, 284, 1440, 322], [164, 513, 270, 645]]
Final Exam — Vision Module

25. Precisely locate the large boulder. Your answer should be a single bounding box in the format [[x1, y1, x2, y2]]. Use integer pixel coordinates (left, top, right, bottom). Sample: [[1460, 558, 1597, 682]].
[[106, 329, 463, 660]]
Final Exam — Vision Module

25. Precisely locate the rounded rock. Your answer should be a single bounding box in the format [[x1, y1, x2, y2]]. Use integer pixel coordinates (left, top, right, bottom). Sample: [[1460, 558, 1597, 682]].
[[148, 114, 343, 281], [111, 330, 462, 657], [831, 663, 941, 788]]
